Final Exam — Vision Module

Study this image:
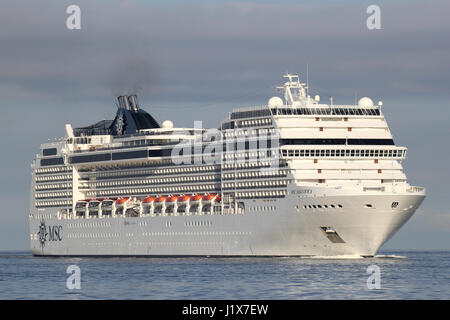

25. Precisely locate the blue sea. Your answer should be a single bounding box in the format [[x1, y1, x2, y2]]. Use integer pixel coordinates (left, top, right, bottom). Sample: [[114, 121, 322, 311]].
[[0, 251, 448, 299]]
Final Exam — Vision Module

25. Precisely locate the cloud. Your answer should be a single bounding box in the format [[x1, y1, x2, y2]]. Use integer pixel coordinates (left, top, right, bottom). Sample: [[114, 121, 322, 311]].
[[0, 0, 449, 105], [0, 0, 449, 250]]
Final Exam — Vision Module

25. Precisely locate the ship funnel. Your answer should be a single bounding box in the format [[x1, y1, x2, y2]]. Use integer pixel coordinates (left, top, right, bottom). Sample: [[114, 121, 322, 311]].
[[117, 95, 131, 110], [127, 94, 139, 111]]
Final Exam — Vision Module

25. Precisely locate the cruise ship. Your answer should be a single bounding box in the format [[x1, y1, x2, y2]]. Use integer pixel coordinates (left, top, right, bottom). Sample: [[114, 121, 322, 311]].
[[29, 74, 426, 257]]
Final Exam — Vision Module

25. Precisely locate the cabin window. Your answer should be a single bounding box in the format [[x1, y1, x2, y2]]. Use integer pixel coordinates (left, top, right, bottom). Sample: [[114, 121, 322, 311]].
[[42, 148, 57, 156]]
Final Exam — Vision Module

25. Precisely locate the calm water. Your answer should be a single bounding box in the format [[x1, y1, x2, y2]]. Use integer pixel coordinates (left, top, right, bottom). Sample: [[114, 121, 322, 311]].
[[0, 251, 448, 299]]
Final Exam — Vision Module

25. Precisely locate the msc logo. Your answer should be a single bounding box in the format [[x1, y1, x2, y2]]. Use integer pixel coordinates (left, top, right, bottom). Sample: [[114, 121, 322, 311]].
[[391, 202, 399, 209], [37, 220, 63, 248]]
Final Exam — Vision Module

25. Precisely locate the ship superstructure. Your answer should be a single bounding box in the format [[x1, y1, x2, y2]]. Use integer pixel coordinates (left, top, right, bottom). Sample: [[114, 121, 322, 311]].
[[29, 74, 425, 256]]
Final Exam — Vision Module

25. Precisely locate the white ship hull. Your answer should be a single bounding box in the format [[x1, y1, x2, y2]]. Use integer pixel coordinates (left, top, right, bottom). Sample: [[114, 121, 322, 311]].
[[30, 187, 425, 257], [29, 76, 427, 257]]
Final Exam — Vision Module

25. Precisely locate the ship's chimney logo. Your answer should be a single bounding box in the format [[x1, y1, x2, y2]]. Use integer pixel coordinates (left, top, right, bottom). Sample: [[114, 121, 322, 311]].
[[115, 112, 126, 135]]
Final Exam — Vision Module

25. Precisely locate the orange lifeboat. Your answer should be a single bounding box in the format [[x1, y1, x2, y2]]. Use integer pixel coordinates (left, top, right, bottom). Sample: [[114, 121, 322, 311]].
[[167, 195, 179, 203], [142, 196, 156, 203], [202, 193, 217, 204], [154, 196, 167, 203], [116, 197, 129, 205], [203, 194, 216, 200], [178, 195, 191, 202], [190, 194, 203, 204]]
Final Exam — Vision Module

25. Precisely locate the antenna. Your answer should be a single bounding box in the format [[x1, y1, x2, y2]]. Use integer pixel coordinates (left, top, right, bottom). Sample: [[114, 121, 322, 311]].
[[306, 63, 309, 96]]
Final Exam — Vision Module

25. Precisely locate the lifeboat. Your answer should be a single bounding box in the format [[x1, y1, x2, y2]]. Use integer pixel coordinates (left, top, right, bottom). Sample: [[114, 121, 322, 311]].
[[142, 196, 156, 204], [75, 200, 88, 209], [164, 195, 179, 215], [178, 195, 191, 203], [166, 195, 179, 203], [75, 200, 88, 217], [140, 196, 155, 215], [88, 199, 100, 209], [101, 198, 114, 207], [153, 196, 167, 215], [154, 196, 167, 203], [174, 195, 190, 215], [114, 197, 131, 215], [88, 200, 100, 217], [101, 199, 114, 214], [116, 197, 129, 205], [202, 194, 218, 205], [190, 194, 203, 204]]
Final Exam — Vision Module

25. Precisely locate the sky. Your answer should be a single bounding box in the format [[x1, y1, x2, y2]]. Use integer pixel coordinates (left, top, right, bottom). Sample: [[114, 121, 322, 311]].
[[0, 0, 449, 251]]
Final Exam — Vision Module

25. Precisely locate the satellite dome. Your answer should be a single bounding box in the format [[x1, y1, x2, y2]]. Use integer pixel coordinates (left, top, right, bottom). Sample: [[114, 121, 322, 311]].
[[358, 97, 374, 108], [162, 120, 174, 129], [268, 96, 283, 108]]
